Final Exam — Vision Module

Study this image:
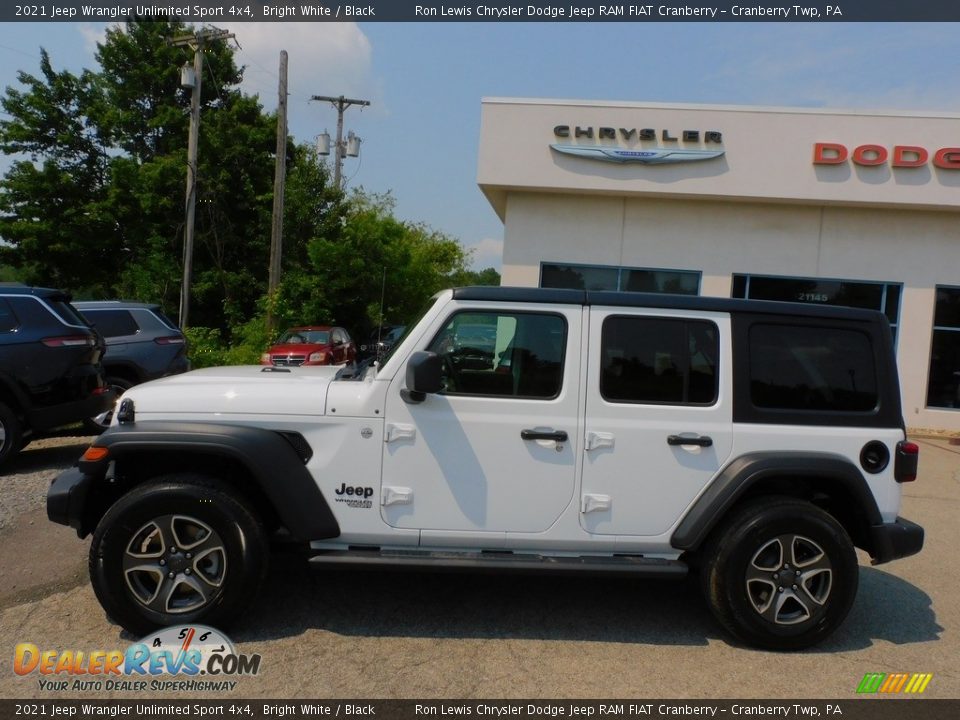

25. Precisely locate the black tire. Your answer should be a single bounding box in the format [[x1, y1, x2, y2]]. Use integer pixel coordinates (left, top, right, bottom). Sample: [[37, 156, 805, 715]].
[[83, 377, 133, 434], [699, 496, 858, 651], [89, 474, 269, 636], [0, 401, 23, 468]]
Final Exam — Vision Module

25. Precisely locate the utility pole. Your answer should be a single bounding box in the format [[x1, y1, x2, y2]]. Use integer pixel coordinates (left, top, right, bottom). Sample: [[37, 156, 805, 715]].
[[169, 27, 234, 330], [267, 50, 289, 335], [310, 95, 370, 188]]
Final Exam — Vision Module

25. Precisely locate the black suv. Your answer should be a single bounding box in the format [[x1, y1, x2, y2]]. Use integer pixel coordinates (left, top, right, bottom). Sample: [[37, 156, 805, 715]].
[[74, 301, 189, 431], [0, 284, 112, 466]]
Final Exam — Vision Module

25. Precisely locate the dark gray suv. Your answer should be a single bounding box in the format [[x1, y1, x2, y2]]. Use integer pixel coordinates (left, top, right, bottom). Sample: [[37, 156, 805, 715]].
[[74, 301, 189, 431], [0, 285, 113, 466]]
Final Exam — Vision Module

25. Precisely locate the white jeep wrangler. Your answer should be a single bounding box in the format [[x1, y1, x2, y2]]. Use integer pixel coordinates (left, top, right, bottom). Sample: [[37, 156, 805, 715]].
[[49, 287, 923, 649]]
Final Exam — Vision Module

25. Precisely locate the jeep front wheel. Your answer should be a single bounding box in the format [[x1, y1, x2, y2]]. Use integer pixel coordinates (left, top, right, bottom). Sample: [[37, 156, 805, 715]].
[[89, 475, 268, 636], [700, 497, 858, 651]]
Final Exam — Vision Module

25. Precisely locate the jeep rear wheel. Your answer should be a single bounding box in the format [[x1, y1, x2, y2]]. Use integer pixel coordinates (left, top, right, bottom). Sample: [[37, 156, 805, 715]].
[[89, 474, 268, 636], [0, 401, 23, 467], [700, 497, 858, 651]]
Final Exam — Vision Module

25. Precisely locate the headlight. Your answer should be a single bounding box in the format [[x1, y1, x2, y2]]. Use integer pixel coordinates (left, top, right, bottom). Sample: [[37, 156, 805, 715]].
[[309, 351, 326, 363]]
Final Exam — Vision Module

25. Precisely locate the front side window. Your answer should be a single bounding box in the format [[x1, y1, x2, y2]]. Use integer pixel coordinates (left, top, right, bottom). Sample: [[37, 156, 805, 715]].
[[749, 324, 878, 412], [427, 312, 566, 399], [600, 316, 719, 405], [927, 286, 960, 409]]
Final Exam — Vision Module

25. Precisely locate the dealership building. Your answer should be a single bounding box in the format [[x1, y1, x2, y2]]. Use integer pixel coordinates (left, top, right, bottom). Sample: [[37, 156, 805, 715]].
[[476, 97, 960, 431]]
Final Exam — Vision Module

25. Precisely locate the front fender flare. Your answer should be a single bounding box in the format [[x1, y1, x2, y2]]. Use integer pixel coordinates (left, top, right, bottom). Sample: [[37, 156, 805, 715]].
[[92, 422, 339, 542]]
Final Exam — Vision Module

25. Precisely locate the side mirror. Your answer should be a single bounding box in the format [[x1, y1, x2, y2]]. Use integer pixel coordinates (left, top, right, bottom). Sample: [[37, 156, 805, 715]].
[[403, 351, 443, 402]]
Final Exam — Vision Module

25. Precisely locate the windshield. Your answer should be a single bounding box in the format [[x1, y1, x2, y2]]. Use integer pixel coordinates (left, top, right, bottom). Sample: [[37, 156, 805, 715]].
[[279, 330, 330, 345]]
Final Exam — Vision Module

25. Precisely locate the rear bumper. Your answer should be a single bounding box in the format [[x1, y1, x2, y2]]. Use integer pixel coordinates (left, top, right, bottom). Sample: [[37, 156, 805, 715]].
[[28, 389, 114, 431], [47, 467, 92, 535], [869, 516, 924, 565]]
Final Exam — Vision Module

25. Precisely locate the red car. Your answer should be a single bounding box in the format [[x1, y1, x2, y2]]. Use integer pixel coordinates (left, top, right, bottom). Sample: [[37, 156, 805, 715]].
[[260, 326, 356, 367]]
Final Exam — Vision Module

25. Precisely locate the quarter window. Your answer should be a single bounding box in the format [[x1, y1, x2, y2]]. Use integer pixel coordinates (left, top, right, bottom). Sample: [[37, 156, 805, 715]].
[[81, 309, 139, 338], [749, 324, 878, 412], [0, 299, 18, 332], [600, 317, 719, 405], [427, 312, 566, 399]]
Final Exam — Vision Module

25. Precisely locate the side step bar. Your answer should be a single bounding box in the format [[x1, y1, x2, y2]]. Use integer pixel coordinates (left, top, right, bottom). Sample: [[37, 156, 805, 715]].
[[308, 548, 688, 578]]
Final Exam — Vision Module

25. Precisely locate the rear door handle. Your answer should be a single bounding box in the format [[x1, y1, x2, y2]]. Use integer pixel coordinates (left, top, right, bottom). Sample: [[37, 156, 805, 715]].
[[667, 434, 713, 448], [522, 429, 568, 442]]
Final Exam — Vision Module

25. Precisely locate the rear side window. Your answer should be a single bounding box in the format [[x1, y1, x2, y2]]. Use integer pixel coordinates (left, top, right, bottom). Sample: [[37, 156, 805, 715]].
[[0, 299, 19, 332], [600, 316, 719, 405], [749, 324, 877, 412], [82, 309, 139, 338]]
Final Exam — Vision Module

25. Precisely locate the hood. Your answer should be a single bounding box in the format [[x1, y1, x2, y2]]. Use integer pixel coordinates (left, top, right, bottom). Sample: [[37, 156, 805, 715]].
[[121, 365, 338, 417]]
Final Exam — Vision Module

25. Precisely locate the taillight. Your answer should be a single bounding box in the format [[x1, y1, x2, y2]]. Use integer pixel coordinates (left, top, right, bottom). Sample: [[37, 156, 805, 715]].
[[42, 336, 95, 347], [895, 440, 919, 482], [154, 336, 185, 345]]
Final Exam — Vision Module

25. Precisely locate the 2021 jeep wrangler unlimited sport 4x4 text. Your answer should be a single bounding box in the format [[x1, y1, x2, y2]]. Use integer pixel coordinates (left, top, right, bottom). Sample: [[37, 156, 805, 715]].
[[48, 287, 923, 650]]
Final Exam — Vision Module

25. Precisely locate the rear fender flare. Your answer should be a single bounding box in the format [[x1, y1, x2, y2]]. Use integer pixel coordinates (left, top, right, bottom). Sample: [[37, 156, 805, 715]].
[[671, 452, 882, 552]]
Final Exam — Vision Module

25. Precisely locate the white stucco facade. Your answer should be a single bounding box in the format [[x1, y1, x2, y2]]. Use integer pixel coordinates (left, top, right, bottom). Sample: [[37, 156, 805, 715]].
[[476, 98, 960, 431]]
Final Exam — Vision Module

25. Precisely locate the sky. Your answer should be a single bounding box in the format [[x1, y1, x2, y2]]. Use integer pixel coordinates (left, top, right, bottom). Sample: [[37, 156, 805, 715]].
[[1, 21, 959, 271]]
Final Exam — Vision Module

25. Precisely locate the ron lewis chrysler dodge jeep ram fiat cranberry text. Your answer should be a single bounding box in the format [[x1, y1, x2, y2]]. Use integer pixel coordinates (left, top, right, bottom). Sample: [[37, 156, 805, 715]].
[[48, 287, 922, 650]]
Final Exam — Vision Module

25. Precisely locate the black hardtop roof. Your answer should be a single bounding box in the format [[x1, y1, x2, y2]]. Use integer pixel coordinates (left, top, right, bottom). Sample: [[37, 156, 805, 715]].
[[0, 283, 70, 300], [452, 286, 886, 323]]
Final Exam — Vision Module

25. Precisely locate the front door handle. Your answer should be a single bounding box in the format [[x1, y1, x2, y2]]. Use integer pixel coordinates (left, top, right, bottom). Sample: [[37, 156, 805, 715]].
[[667, 434, 713, 447], [521, 429, 568, 443]]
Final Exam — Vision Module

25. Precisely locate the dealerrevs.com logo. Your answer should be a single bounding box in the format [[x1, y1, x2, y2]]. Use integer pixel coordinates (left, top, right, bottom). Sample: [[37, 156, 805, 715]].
[[13, 625, 261, 693]]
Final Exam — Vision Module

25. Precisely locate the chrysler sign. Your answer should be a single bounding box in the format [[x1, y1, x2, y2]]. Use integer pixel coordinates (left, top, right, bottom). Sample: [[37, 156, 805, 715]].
[[552, 125, 725, 165]]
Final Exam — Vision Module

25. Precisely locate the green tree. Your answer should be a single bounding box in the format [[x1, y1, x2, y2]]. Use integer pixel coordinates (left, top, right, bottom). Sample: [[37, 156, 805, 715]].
[[0, 50, 117, 296], [274, 192, 473, 336], [0, 19, 279, 328]]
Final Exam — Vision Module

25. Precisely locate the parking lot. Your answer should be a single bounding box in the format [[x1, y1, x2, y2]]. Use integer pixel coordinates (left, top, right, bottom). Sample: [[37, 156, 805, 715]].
[[0, 432, 957, 699]]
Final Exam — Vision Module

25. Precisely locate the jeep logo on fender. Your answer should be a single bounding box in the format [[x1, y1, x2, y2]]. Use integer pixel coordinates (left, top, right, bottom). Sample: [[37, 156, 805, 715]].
[[335, 483, 374, 499], [813, 143, 960, 169]]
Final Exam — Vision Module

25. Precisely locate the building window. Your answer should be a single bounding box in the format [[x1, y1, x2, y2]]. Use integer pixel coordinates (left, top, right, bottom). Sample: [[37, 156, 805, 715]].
[[600, 316, 719, 405], [732, 274, 902, 342], [541, 263, 700, 295], [927, 286, 960, 410]]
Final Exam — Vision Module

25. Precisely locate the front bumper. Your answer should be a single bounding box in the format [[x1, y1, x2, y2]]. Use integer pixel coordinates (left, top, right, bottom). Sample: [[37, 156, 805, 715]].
[[47, 467, 93, 536], [869, 516, 924, 565]]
